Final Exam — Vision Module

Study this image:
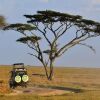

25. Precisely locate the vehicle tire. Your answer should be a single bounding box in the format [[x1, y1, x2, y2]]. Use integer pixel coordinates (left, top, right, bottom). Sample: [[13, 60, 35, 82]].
[[9, 81, 15, 89]]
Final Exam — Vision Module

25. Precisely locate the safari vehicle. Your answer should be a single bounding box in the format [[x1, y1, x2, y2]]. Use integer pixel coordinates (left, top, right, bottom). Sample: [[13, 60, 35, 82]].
[[9, 63, 29, 88]]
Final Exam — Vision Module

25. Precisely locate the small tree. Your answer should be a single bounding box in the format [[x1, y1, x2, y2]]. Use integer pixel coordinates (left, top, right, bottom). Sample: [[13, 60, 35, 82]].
[[0, 15, 6, 29], [4, 10, 100, 80]]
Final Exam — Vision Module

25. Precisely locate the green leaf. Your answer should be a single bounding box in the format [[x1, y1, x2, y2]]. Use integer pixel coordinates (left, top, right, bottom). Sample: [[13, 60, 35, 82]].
[[25, 10, 82, 23], [16, 36, 41, 43], [81, 19, 96, 25], [4, 23, 37, 31]]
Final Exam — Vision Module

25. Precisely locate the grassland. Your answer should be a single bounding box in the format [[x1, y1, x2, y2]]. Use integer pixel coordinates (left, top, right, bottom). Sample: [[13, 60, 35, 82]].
[[0, 65, 100, 100]]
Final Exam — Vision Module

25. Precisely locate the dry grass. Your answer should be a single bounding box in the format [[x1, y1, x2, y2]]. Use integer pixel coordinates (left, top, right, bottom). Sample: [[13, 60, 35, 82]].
[[28, 67, 100, 89], [0, 65, 100, 100]]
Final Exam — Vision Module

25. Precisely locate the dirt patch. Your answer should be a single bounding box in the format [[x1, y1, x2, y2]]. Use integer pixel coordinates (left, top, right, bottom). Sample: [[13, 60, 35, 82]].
[[38, 89, 74, 96], [6, 86, 78, 96]]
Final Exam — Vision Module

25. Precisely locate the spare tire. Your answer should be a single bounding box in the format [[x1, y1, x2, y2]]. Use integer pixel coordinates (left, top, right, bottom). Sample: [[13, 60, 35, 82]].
[[15, 75, 21, 83], [22, 75, 29, 82]]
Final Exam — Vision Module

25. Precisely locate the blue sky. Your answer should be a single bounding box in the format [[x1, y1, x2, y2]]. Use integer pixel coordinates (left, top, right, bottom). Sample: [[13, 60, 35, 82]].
[[0, 0, 100, 67]]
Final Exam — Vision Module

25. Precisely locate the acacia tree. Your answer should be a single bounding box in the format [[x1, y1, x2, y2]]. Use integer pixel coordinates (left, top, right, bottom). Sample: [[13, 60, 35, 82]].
[[4, 10, 100, 80]]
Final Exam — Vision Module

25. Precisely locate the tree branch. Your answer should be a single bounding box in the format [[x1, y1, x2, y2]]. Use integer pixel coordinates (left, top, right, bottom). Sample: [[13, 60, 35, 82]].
[[28, 53, 39, 59], [51, 23, 71, 49], [57, 31, 97, 56], [78, 43, 96, 53], [57, 23, 71, 38], [44, 58, 50, 67], [37, 27, 52, 46], [46, 23, 57, 38], [57, 32, 88, 56], [54, 23, 64, 32], [27, 42, 38, 52]]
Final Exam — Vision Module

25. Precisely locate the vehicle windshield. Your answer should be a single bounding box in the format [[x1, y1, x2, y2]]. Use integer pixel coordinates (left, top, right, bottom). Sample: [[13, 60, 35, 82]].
[[15, 71, 27, 76]]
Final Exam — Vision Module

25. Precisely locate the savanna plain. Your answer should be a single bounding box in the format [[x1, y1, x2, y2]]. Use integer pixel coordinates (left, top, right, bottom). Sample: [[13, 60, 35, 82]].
[[0, 65, 100, 100]]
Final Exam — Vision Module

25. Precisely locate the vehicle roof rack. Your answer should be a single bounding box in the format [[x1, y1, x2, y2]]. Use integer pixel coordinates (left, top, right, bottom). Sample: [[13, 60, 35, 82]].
[[13, 63, 24, 65]]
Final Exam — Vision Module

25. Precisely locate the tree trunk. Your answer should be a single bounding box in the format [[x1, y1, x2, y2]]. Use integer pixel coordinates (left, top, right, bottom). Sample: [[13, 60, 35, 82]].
[[44, 65, 49, 79], [48, 59, 54, 80], [42, 57, 54, 80], [48, 66, 53, 80]]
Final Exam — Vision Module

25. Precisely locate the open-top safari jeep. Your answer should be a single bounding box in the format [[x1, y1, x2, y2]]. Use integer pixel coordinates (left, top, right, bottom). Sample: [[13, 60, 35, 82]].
[[9, 63, 29, 88]]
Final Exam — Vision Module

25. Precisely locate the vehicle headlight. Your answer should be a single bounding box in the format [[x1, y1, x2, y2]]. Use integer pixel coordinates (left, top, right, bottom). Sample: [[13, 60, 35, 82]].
[[22, 75, 29, 82], [15, 75, 21, 83]]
